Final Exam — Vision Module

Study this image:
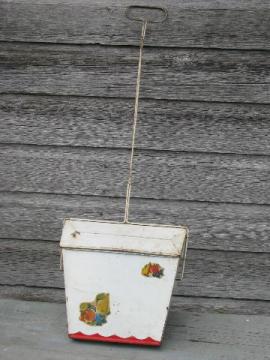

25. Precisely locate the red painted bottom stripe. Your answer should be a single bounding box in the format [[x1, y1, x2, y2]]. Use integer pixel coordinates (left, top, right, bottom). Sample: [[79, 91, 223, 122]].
[[69, 332, 161, 346]]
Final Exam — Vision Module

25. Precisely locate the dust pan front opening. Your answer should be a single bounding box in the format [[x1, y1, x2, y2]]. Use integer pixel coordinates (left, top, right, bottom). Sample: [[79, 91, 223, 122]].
[[60, 218, 187, 256]]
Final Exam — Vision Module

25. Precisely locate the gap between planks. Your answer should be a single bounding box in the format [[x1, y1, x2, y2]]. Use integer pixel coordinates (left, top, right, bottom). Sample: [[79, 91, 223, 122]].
[[0, 142, 269, 159], [2, 40, 270, 53], [1, 237, 270, 255], [2, 92, 270, 107]]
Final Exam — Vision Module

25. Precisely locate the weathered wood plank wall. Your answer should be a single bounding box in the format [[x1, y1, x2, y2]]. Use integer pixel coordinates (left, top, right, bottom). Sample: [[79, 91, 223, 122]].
[[0, 0, 269, 314]]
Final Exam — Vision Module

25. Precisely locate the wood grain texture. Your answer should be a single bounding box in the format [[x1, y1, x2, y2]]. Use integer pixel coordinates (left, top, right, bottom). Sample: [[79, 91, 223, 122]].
[[1, 285, 270, 315], [1, 1, 270, 49], [1, 299, 270, 360], [1, 239, 270, 300], [1, 43, 270, 103], [1, 192, 269, 253], [1, 0, 270, 312], [170, 296, 270, 316], [1, 94, 270, 156], [1, 144, 269, 204]]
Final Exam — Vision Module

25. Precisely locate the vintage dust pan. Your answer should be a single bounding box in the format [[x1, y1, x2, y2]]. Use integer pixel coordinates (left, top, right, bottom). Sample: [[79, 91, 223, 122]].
[[60, 6, 188, 347]]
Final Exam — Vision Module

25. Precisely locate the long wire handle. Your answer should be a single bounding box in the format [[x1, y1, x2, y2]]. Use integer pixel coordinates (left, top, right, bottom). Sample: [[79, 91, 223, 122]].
[[123, 20, 147, 223]]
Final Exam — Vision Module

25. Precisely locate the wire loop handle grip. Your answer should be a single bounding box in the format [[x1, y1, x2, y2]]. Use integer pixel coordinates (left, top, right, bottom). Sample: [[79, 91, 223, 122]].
[[125, 5, 168, 23]]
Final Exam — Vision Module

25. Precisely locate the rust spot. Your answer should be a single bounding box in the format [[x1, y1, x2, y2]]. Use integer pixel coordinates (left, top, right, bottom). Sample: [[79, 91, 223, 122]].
[[71, 230, 80, 238]]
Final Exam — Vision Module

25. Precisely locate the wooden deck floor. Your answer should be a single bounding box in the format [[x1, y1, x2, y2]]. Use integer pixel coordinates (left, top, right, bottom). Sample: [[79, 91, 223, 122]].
[[1, 299, 269, 360]]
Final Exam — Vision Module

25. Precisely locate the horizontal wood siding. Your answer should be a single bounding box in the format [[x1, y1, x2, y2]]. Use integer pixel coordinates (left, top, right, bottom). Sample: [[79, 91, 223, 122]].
[[1, 192, 269, 253], [0, 43, 270, 103], [0, 0, 269, 313], [1, 239, 270, 300], [1, 95, 270, 155], [2, 286, 270, 315], [1, 145, 269, 203], [1, 1, 270, 49]]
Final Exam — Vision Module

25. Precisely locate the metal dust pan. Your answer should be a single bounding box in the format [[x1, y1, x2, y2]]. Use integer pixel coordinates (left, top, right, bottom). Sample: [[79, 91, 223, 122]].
[[60, 5, 188, 346]]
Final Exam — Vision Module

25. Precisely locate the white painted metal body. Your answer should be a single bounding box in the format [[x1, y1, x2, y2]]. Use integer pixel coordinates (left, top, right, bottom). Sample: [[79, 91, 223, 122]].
[[60, 219, 187, 346]]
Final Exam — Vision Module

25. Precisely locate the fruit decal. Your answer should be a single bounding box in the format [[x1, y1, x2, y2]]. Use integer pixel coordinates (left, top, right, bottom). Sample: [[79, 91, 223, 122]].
[[79, 293, 110, 326], [141, 263, 164, 278]]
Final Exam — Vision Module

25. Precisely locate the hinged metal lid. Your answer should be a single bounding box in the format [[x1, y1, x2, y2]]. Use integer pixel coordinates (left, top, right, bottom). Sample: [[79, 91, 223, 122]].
[[60, 219, 187, 257]]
